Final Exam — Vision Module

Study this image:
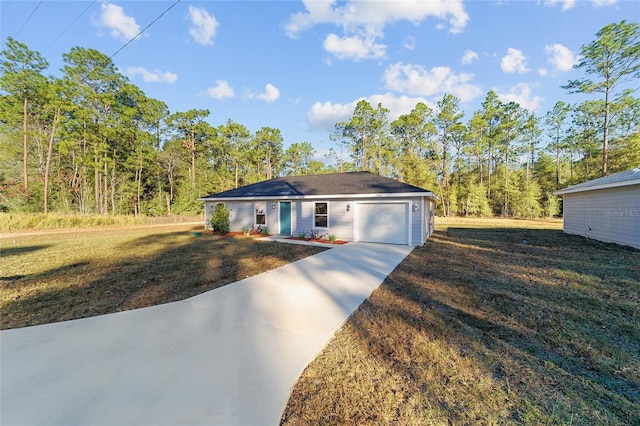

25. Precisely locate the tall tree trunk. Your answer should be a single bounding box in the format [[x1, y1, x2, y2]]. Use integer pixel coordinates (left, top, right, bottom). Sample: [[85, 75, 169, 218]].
[[94, 150, 101, 213], [43, 107, 60, 214], [487, 143, 492, 200], [504, 144, 509, 217], [235, 161, 239, 188], [136, 156, 143, 217], [602, 88, 610, 176], [266, 151, 272, 180], [103, 156, 108, 214], [111, 156, 116, 215], [22, 94, 29, 193]]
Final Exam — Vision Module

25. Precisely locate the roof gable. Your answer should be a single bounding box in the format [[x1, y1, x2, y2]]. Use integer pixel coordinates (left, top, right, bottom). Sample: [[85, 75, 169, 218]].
[[199, 171, 434, 199], [555, 168, 640, 195]]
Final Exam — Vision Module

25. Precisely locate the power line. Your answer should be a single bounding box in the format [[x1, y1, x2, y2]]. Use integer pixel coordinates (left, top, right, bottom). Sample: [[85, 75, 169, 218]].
[[42, 0, 97, 53], [1, 0, 13, 18], [13, 0, 43, 38], [107, 0, 182, 62]]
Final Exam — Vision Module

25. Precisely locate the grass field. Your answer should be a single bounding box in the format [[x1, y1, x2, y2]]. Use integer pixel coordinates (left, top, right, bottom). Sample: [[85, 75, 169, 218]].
[[0, 224, 324, 329], [0, 212, 202, 232], [281, 218, 640, 425]]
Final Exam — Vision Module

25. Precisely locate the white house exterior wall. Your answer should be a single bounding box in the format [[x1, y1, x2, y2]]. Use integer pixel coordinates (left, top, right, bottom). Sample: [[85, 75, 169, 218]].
[[206, 196, 435, 245], [294, 201, 314, 236], [410, 197, 424, 245], [426, 200, 435, 237], [563, 185, 640, 249], [327, 200, 354, 241], [228, 201, 255, 230]]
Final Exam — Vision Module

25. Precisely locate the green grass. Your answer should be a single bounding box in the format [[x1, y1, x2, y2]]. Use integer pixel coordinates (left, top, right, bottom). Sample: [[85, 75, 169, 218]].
[[0, 224, 325, 329], [281, 218, 640, 425], [0, 212, 201, 231]]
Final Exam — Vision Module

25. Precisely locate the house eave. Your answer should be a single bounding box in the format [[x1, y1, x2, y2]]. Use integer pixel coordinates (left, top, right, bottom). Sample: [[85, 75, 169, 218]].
[[554, 179, 640, 196], [198, 191, 438, 202]]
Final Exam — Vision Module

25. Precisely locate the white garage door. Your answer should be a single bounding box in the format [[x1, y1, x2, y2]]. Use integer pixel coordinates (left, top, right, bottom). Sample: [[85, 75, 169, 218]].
[[357, 202, 409, 245]]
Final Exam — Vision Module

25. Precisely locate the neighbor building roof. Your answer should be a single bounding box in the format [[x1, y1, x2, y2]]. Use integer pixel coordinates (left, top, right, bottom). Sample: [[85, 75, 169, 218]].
[[198, 171, 437, 200], [554, 168, 640, 195]]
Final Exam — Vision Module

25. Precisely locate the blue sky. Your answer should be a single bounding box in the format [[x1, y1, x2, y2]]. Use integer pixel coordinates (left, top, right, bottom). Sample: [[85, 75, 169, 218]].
[[1, 0, 638, 160]]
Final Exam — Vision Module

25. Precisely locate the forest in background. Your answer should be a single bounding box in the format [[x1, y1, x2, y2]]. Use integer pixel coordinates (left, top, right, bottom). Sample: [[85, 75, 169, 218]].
[[1, 21, 638, 217]]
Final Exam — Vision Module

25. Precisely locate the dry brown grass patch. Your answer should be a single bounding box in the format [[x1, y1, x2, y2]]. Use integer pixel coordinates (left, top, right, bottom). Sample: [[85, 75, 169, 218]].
[[1, 225, 325, 329], [282, 218, 639, 425]]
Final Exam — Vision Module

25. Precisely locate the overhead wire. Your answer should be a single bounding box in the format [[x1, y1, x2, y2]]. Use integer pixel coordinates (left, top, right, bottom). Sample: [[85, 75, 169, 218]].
[[107, 0, 182, 62], [42, 0, 97, 53], [13, 0, 43, 38], [1, 0, 13, 18], [6, 0, 182, 78]]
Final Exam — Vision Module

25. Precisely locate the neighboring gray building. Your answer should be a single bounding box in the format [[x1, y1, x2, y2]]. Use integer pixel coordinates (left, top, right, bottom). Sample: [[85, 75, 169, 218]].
[[199, 171, 438, 246], [555, 168, 640, 249]]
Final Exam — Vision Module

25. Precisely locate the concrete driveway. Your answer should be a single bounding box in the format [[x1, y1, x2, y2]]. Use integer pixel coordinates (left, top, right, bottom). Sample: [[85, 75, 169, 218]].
[[0, 242, 413, 426]]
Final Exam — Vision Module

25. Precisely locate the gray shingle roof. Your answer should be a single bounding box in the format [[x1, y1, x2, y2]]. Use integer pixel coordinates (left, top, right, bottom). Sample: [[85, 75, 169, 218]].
[[555, 167, 640, 195], [199, 171, 434, 199]]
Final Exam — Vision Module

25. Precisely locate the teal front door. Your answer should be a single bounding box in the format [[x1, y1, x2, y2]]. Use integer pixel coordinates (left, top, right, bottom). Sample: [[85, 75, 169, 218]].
[[279, 202, 291, 235]]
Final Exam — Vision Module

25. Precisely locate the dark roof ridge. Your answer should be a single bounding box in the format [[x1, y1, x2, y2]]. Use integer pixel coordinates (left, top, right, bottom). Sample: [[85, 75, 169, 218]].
[[199, 171, 434, 199]]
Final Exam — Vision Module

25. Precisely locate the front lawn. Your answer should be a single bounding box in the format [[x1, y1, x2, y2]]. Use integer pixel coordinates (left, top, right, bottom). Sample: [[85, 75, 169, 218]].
[[0, 224, 325, 329], [281, 218, 640, 425]]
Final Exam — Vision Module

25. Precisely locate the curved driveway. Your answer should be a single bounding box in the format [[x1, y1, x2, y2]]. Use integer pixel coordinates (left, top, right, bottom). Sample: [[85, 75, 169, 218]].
[[1, 242, 413, 425]]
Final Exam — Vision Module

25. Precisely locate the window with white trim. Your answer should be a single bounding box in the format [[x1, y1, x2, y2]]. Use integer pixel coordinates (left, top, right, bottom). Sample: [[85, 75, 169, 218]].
[[255, 202, 266, 225], [314, 202, 328, 228]]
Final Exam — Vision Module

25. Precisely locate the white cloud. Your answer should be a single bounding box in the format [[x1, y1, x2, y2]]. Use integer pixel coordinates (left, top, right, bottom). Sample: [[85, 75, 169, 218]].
[[189, 6, 218, 46], [126, 67, 177, 83], [543, 0, 576, 11], [307, 100, 355, 132], [382, 62, 482, 102], [538, 68, 549, 77], [256, 83, 281, 103], [285, 0, 469, 60], [307, 93, 431, 133], [461, 50, 478, 65], [544, 43, 578, 72], [206, 80, 235, 99], [93, 3, 141, 41], [286, 0, 469, 36], [323, 33, 386, 60], [495, 83, 543, 111], [501, 48, 529, 73], [403, 36, 416, 51], [592, 0, 617, 6]]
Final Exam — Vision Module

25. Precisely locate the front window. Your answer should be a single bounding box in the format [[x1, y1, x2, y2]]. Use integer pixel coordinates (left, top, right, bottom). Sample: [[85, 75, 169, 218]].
[[255, 202, 266, 225], [314, 202, 328, 228]]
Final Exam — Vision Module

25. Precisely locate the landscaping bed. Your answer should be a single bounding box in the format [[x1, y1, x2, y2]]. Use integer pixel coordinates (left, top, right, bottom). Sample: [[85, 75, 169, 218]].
[[286, 237, 348, 245]]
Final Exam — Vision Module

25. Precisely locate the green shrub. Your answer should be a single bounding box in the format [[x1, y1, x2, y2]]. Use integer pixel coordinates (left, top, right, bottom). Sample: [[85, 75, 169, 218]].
[[209, 204, 230, 234]]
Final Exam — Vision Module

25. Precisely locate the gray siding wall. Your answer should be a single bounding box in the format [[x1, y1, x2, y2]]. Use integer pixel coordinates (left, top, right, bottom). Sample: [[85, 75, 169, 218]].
[[410, 197, 422, 245], [265, 202, 278, 234], [427, 200, 435, 237], [328, 200, 355, 241], [203, 201, 213, 229], [227, 201, 254, 231], [563, 185, 640, 249], [205, 196, 436, 245], [292, 201, 314, 236], [288, 200, 354, 240]]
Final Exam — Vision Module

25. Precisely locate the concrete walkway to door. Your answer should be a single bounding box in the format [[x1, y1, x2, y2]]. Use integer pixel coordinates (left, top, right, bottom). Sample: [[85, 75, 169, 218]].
[[1, 242, 413, 426]]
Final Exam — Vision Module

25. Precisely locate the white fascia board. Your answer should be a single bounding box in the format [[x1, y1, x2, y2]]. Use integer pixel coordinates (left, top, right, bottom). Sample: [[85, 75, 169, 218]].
[[554, 179, 640, 195], [199, 192, 438, 202]]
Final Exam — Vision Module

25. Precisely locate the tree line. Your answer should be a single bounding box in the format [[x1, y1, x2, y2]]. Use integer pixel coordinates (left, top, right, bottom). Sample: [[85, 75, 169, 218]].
[[1, 21, 638, 217]]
